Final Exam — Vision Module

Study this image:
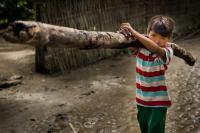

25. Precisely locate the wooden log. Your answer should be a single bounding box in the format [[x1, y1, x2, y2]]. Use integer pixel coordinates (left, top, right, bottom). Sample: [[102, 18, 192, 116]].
[[0, 80, 22, 89], [2, 21, 196, 66]]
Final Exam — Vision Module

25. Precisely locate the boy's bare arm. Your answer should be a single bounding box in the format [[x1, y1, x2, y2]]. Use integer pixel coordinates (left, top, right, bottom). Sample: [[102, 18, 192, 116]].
[[120, 23, 166, 60], [131, 30, 165, 54]]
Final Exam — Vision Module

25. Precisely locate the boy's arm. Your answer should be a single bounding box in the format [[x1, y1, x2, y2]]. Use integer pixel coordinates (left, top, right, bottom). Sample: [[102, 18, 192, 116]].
[[132, 31, 166, 57], [121, 23, 167, 61]]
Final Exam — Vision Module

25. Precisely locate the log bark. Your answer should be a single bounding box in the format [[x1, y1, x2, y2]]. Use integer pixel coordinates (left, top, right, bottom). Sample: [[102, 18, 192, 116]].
[[2, 21, 196, 66]]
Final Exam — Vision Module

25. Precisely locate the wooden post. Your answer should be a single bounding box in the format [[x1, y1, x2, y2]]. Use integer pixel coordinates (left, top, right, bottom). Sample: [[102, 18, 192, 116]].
[[35, 2, 47, 73]]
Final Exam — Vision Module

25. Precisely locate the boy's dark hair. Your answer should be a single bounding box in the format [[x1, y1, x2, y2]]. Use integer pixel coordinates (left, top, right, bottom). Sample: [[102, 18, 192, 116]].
[[147, 15, 175, 38]]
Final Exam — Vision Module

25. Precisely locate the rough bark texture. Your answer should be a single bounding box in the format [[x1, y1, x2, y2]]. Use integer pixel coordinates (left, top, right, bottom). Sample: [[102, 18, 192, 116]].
[[2, 21, 137, 49], [2, 21, 196, 66], [170, 43, 196, 66]]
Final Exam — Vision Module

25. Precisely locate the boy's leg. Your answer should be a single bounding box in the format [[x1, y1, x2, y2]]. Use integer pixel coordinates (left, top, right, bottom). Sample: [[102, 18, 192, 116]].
[[137, 105, 148, 133], [148, 107, 167, 133]]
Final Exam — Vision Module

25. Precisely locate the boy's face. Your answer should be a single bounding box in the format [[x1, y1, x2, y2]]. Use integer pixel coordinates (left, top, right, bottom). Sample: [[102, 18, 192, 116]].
[[148, 30, 170, 47]]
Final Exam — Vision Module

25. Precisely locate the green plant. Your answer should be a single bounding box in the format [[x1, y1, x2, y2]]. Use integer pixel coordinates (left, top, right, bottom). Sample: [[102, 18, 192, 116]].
[[0, 0, 35, 29]]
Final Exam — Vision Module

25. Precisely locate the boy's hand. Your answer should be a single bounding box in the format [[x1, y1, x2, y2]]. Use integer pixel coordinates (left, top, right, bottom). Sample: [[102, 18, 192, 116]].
[[120, 23, 134, 32], [119, 23, 135, 39], [118, 28, 130, 39]]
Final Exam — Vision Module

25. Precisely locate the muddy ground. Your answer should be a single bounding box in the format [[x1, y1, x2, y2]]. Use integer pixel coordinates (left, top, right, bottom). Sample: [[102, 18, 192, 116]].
[[0, 35, 199, 133]]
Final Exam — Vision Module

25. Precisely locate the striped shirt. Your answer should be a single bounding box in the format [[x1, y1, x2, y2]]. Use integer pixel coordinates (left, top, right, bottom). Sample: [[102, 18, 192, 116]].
[[128, 44, 173, 107]]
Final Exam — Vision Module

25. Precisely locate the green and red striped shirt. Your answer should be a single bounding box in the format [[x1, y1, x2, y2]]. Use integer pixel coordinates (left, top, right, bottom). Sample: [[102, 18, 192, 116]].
[[129, 44, 173, 107]]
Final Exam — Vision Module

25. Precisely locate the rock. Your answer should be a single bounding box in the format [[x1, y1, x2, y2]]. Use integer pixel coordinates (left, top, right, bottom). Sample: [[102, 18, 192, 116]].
[[81, 90, 95, 96], [30, 118, 36, 122], [58, 103, 65, 107], [186, 125, 195, 132], [9, 75, 23, 80], [83, 117, 99, 128]]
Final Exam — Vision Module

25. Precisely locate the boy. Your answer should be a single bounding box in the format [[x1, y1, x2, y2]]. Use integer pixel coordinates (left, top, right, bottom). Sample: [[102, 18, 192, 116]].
[[120, 15, 175, 133]]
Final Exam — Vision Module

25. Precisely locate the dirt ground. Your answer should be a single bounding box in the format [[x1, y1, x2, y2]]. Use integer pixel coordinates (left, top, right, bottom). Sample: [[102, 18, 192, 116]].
[[0, 35, 199, 133]]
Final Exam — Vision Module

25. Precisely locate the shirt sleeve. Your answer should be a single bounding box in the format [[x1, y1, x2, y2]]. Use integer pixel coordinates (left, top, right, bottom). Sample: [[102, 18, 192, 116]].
[[160, 46, 173, 65]]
